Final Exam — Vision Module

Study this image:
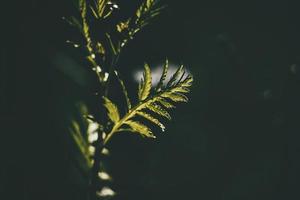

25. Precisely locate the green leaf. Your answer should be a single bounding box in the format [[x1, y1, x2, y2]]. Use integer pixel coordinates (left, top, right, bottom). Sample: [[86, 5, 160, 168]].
[[157, 97, 175, 109], [167, 65, 184, 87], [181, 76, 194, 88], [170, 86, 190, 94], [72, 0, 193, 146], [138, 63, 152, 101], [156, 59, 169, 92], [115, 71, 132, 111], [137, 111, 165, 131], [124, 120, 155, 138], [79, 0, 93, 55], [103, 97, 120, 124], [162, 92, 189, 103], [96, 0, 109, 17], [146, 102, 171, 120], [135, 0, 163, 25], [104, 63, 192, 145], [146, 0, 153, 8], [90, 5, 99, 19]]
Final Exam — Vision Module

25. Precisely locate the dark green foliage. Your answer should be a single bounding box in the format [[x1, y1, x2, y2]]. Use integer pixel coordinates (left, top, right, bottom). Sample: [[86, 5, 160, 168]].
[[64, 0, 193, 199]]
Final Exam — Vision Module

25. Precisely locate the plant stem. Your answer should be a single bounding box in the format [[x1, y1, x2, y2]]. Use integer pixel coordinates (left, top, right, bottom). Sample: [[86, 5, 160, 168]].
[[89, 51, 120, 200]]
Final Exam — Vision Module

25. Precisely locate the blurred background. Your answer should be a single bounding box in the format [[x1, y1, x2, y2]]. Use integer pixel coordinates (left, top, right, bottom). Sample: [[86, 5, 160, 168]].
[[1, 0, 300, 199]]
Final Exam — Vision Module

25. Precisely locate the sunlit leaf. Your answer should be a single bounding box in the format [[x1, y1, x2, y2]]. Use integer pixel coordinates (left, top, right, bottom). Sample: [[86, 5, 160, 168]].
[[124, 120, 155, 138], [103, 97, 120, 124], [104, 62, 192, 144], [138, 63, 152, 101], [162, 92, 189, 103], [137, 111, 165, 131], [157, 97, 175, 109], [90, 5, 99, 19], [167, 65, 184, 87], [145, 102, 171, 120], [156, 59, 169, 92]]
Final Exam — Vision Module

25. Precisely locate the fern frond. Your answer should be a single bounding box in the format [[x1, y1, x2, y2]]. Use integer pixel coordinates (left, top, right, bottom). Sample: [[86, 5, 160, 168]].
[[124, 120, 155, 138], [103, 97, 120, 124], [136, 0, 161, 19], [103, 62, 193, 145], [167, 65, 184, 87], [180, 75, 194, 88], [156, 59, 169, 92], [145, 102, 171, 120], [161, 92, 189, 102], [116, 0, 165, 49], [79, 0, 94, 56], [137, 111, 165, 131], [170, 87, 190, 94], [90, 5, 99, 19], [138, 63, 152, 101], [97, 0, 107, 17], [91, 0, 112, 19], [157, 97, 175, 109]]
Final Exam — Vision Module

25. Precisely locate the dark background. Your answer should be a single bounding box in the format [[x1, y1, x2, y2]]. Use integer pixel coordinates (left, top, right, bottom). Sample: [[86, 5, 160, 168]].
[[1, 0, 300, 199]]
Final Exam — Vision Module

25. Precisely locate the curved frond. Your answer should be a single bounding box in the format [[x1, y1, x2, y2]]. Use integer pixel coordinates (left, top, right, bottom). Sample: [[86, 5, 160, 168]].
[[103, 62, 193, 144], [138, 63, 152, 101], [145, 102, 171, 120], [167, 65, 184, 87], [124, 120, 155, 138], [117, 0, 165, 49], [103, 97, 120, 124], [161, 92, 189, 103], [155, 59, 169, 92], [157, 97, 175, 109], [136, 0, 164, 22], [137, 111, 165, 131]]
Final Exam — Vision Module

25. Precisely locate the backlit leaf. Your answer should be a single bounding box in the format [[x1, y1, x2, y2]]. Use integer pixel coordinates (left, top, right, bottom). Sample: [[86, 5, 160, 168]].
[[103, 97, 120, 124], [124, 120, 155, 138], [137, 111, 165, 131], [145, 103, 171, 120], [138, 63, 152, 101], [156, 59, 169, 92]]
